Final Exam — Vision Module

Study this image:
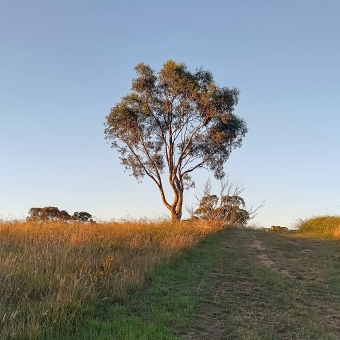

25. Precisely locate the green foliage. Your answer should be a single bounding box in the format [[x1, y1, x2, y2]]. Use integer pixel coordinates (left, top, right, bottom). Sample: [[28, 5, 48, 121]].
[[104, 60, 247, 220], [194, 194, 250, 225], [73, 211, 93, 222], [189, 178, 263, 225], [27, 206, 70, 222]]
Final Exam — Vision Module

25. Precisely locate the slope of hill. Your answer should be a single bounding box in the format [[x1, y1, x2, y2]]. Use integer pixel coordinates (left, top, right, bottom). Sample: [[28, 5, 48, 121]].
[[2, 220, 340, 339], [79, 226, 340, 339]]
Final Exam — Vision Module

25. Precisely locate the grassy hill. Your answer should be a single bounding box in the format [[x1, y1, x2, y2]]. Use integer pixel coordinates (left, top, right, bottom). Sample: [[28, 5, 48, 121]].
[[1, 217, 340, 339]]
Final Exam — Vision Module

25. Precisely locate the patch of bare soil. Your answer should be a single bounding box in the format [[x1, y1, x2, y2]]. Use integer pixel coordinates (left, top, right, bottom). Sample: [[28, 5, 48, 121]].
[[310, 300, 340, 333], [257, 253, 276, 268], [249, 237, 265, 251], [301, 249, 312, 253], [250, 236, 294, 278]]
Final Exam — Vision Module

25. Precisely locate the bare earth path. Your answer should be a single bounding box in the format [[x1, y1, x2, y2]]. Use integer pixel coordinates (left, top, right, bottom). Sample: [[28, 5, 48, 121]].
[[180, 227, 340, 340]]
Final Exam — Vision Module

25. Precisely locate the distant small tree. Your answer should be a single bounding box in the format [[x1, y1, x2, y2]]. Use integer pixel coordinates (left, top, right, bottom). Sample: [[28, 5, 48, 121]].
[[72, 211, 93, 222], [59, 210, 72, 222], [188, 178, 264, 225], [27, 208, 39, 221], [27, 207, 43, 221], [27, 206, 62, 222]]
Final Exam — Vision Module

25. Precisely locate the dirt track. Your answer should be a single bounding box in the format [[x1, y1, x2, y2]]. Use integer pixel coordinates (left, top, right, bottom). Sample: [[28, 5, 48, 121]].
[[181, 227, 340, 340]]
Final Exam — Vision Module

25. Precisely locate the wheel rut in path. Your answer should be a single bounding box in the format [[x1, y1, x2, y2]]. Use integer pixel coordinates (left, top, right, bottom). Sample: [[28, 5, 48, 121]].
[[182, 228, 254, 340], [181, 228, 317, 340], [249, 235, 294, 278]]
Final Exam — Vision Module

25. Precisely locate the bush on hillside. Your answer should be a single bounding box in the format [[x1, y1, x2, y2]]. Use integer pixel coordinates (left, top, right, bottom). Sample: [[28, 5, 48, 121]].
[[188, 178, 264, 226], [296, 216, 340, 236]]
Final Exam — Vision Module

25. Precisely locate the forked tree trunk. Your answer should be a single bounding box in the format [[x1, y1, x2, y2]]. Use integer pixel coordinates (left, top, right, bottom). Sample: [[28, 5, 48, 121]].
[[164, 191, 183, 221], [168, 186, 183, 222], [156, 171, 183, 222], [170, 209, 182, 222]]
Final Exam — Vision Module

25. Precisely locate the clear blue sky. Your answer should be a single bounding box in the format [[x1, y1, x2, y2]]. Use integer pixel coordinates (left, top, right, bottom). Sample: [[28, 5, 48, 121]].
[[1, 0, 339, 227]]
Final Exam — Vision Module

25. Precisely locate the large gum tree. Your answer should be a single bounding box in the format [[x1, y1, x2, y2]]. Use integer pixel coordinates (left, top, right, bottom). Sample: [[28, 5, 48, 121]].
[[104, 60, 248, 221]]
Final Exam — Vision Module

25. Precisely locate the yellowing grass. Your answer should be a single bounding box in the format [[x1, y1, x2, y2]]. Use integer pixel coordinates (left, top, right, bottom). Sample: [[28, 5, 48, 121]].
[[296, 215, 340, 238], [0, 219, 222, 338]]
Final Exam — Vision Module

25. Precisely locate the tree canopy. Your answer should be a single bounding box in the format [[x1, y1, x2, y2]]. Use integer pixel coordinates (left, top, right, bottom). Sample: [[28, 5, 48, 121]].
[[104, 60, 248, 221], [27, 207, 94, 223]]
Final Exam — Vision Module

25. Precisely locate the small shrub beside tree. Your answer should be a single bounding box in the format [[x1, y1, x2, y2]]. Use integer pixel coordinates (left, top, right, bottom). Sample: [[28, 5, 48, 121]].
[[188, 178, 264, 226]]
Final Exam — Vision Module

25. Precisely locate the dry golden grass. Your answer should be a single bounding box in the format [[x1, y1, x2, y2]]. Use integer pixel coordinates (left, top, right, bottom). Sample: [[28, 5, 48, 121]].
[[0, 218, 222, 339], [296, 215, 340, 239]]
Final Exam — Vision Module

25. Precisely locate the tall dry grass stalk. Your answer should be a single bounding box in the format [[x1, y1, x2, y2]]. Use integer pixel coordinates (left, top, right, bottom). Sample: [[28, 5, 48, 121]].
[[0, 219, 222, 338]]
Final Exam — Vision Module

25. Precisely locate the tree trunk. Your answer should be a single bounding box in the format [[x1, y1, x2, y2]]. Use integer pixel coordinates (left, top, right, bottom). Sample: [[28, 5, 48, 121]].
[[156, 172, 183, 222], [170, 209, 182, 222], [169, 188, 183, 222]]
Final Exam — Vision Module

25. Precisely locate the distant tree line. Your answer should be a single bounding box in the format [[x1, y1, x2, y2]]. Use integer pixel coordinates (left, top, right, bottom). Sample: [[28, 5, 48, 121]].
[[27, 207, 95, 223]]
